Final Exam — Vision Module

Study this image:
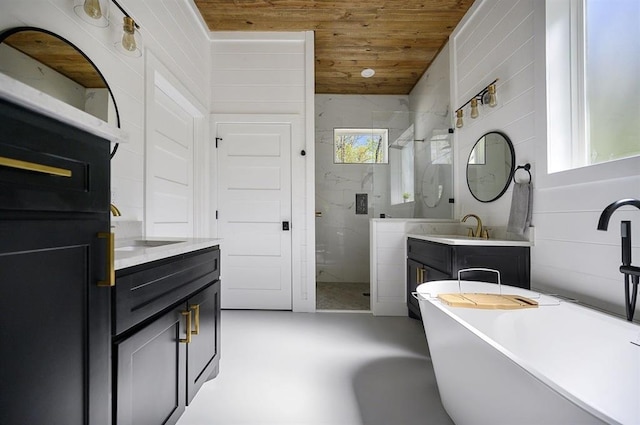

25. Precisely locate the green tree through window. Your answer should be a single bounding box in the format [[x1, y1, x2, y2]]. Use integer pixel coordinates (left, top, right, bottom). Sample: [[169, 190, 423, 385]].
[[334, 128, 388, 164]]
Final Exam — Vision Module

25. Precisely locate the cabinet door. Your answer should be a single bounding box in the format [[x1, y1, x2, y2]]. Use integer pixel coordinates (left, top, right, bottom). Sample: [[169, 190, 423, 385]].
[[0, 217, 110, 425], [115, 307, 188, 425], [186, 280, 221, 404]]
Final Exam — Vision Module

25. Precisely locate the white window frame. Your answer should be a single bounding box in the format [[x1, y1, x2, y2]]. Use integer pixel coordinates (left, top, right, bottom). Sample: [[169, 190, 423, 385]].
[[536, 0, 640, 188]]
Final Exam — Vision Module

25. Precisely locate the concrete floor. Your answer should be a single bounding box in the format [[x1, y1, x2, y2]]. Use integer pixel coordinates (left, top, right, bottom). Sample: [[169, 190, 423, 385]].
[[177, 310, 454, 425]]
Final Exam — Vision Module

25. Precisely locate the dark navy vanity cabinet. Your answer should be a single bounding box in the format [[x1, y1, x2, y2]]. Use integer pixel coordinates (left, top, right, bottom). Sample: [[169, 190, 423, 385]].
[[0, 99, 112, 425], [407, 237, 530, 319], [0, 97, 221, 425], [112, 247, 221, 425]]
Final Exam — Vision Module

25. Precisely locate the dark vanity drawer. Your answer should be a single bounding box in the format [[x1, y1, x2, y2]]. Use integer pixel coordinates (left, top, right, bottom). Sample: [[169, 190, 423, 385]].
[[0, 99, 109, 213], [454, 246, 530, 289], [407, 238, 451, 274], [113, 247, 220, 336]]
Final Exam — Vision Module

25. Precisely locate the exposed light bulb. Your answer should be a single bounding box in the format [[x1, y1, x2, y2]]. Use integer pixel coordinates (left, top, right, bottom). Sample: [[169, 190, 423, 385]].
[[73, 0, 109, 27], [83, 0, 102, 19], [488, 84, 497, 107], [470, 98, 479, 119], [122, 17, 137, 52], [455, 109, 464, 128]]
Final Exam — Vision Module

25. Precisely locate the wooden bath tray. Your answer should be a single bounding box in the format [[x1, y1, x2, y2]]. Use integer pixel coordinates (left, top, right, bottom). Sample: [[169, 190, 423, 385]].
[[438, 293, 538, 309]]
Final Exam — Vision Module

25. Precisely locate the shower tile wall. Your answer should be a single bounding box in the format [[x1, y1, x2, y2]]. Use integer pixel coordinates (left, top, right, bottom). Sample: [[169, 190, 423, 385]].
[[315, 95, 409, 283]]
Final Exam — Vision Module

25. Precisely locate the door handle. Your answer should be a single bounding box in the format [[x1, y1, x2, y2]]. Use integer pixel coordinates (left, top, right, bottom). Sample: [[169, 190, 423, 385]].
[[282, 221, 290, 231], [97, 232, 115, 287], [0, 155, 72, 177], [417, 267, 427, 284], [180, 310, 192, 344], [190, 304, 200, 335]]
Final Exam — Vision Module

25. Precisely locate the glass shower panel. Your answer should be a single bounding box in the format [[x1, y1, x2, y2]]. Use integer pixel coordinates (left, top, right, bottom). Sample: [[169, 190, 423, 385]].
[[371, 110, 453, 219]]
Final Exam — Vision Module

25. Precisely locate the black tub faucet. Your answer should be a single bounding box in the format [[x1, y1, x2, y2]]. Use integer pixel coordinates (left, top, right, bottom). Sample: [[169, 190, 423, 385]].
[[597, 198, 640, 321]]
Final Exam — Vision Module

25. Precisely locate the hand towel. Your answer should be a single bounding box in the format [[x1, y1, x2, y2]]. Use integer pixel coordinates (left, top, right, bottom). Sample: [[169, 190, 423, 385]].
[[507, 182, 532, 237]]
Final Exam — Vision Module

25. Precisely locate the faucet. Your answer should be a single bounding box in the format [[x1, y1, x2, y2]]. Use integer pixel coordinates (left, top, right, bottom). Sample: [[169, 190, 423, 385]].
[[462, 214, 484, 238], [110, 203, 122, 217], [597, 198, 640, 321]]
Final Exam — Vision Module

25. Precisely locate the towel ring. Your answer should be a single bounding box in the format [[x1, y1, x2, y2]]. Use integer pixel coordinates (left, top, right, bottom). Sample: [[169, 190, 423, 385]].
[[513, 163, 531, 184]]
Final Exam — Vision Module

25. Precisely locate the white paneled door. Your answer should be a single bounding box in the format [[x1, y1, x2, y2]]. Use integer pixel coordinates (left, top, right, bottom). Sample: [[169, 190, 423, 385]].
[[216, 121, 292, 310]]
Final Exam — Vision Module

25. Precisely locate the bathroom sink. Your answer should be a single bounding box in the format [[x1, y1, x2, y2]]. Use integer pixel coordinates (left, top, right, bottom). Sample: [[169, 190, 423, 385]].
[[115, 239, 185, 251]]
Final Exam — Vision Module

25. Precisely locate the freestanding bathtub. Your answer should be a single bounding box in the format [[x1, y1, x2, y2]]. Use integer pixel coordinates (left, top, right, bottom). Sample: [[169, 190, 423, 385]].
[[416, 280, 640, 425]]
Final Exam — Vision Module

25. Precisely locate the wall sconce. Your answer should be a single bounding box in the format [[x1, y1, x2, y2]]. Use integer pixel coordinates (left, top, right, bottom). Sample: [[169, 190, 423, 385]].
[[73, 0, 143, 57], [454, 78, 498, 128]]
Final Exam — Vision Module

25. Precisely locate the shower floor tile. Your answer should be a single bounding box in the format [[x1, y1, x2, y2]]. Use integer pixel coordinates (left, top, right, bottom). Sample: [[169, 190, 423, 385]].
[[316, 281, 370, 310]]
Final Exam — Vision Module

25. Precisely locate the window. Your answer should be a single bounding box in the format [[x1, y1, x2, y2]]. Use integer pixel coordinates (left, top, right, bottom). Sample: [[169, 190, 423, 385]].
[[468, 138, 485, 165], [334, 128, 388, 164], [546, 0, 640, 173]]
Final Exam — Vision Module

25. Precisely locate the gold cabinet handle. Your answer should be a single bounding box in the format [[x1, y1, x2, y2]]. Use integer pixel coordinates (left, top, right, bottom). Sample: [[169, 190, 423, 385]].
[[0, 155, 72, 177], [190, 304, 200, 335], [180, 310, 192, 344], [417, 268, 427, 284], [97, 232, 115, 287]]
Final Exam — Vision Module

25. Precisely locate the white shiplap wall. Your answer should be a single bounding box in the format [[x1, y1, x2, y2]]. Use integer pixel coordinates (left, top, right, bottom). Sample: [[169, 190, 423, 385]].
[[450, 0, 536, 228], [426, 0, 640, 320], [209, 32, 316, 312], [0, 0, 211, 223], [210, 32, 310, 115]]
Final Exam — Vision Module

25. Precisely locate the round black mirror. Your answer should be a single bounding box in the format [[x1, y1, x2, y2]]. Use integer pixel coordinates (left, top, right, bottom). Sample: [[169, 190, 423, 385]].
[[466, 131, 515, 202], [0, 27, 121, 158]]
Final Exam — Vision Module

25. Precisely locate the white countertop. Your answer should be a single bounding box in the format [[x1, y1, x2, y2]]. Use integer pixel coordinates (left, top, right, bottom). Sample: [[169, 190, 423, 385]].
[[407, 233, 533, 247], [0, 72, 128, 144], [115, 237, 222, 270]]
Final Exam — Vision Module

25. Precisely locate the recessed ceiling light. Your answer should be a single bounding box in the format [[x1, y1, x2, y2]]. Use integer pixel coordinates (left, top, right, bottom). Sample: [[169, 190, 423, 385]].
[[361, 68, 375, 78]]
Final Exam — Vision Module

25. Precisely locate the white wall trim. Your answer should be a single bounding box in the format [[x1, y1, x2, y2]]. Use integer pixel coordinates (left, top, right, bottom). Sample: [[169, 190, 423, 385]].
[[184, 0, 214, 41], [211, 31, 309, 41], [302, 30, 316, 312]]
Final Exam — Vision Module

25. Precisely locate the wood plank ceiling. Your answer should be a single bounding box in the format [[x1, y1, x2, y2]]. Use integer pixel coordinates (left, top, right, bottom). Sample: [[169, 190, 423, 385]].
[[194, 0, 475, 95]]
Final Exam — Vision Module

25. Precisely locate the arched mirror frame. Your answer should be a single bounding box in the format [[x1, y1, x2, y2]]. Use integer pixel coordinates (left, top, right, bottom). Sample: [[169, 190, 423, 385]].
[[0, 26, 121, 158], [466, 130, 516, 203]]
